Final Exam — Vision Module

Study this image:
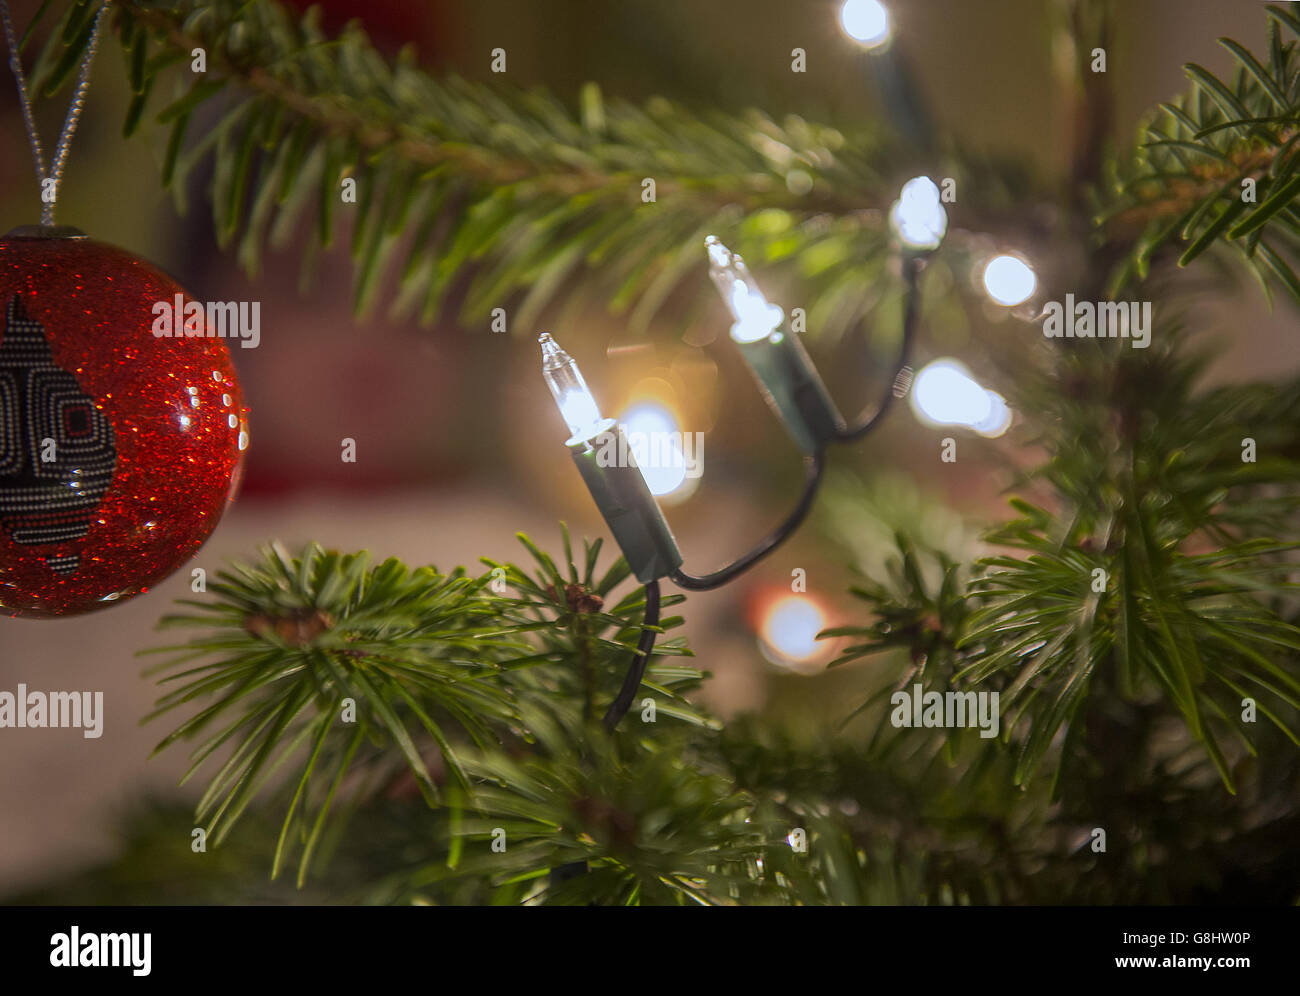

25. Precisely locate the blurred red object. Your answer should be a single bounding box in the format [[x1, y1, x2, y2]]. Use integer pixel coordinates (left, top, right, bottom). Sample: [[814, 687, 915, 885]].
[[281, 0, 452, 54]]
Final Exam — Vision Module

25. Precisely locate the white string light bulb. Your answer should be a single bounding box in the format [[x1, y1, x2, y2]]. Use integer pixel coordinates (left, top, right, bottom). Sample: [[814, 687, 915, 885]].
[[703, 235, 845, 453], [890, 176, 947, 250], [910, 358, 1012, 438], [982, 254, 1037, 306], [840, 0, 892, 48], [538, 334, 683, 588], [538, 333, 609, 442], [705, 236, 784, 344]]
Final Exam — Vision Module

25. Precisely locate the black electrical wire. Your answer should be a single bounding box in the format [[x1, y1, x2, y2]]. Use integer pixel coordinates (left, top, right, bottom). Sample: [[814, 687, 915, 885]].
[[835, 251, 922, 442], [601, 580, 661, 732], [553, 252, 922, 893], [550, 251, 918, 898], [550, 582, 662, 890], [669, 450, 826, 591], [666, 254, 919, 590]]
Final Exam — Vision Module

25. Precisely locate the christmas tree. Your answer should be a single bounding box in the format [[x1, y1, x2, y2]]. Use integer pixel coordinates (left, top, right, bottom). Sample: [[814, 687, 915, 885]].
[[3, 0, 1300, 910]]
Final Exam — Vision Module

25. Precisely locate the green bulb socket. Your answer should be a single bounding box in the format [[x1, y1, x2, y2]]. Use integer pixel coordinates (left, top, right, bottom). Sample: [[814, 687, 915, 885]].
[[735, 323, 843, 453], [569, 423, 683, 583]]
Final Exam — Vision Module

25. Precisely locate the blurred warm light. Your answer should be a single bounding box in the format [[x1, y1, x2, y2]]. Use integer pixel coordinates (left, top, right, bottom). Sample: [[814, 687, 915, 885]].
[[890, 176, 947, 250], [759, 595, 828, 667], [910, 358, 1012, 438], [840, 0, 891, 48], [619, 401, 694, 500], [982, 254, 1037, 306], [669, 350, 720, 432]]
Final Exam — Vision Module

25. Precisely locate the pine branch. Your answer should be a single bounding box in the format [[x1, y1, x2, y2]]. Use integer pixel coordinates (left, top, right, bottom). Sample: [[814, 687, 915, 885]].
[[824, 338, 1300, 793], [112, 0, 920, 333], [143, 532, 701, 887], [143, 543, 522, 880], [405, 710, 767, 906], [5, 0, 1043, 343], [11, 1, 1297, 337], [9, 0, 1297, 905], [1102, 4, 1300, 299]]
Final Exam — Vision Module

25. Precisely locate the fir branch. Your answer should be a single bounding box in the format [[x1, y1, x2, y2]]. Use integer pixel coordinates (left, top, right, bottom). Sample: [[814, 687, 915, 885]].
[[406, 713, 767, 906], [9, 0, 1044, 343], [111, 0, 916, 332], [142, 543, 534, 878], [14, 0, 1298, 330], [144, 532, 703, 886], [1103, 4, 1300, 299], [825, 338, 1300, 793]]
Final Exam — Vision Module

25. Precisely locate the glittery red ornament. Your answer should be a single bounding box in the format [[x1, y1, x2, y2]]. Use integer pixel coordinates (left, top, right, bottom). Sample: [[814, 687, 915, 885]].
[[0, 227, 249, 617]]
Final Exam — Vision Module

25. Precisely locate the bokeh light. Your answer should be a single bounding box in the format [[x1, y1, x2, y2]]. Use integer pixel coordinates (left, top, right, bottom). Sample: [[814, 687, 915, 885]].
[[759, 594, 829, 667], [619, 401, 694, 499], [890, 175, 947, 250], [910, 358, 1012, 438], [840, 0, 892, 48], [981, 254, 1037, 306], [972, 389, 1012, 438]]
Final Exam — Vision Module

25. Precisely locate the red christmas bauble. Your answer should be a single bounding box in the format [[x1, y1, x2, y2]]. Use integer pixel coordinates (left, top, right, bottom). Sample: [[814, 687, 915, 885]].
[[0, 227, 249, 617]]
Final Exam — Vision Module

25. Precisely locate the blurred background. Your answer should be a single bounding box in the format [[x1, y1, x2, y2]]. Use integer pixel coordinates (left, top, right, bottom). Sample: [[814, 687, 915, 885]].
[[0, 0, 1292, 897]]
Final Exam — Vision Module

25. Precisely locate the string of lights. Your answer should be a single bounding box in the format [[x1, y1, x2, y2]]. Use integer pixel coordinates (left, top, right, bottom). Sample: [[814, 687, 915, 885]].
[[539, 174, 948, 730], [536, 0, 1046, 901], [840, 0, 935, 151], [535, 0, 1046, 731]]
